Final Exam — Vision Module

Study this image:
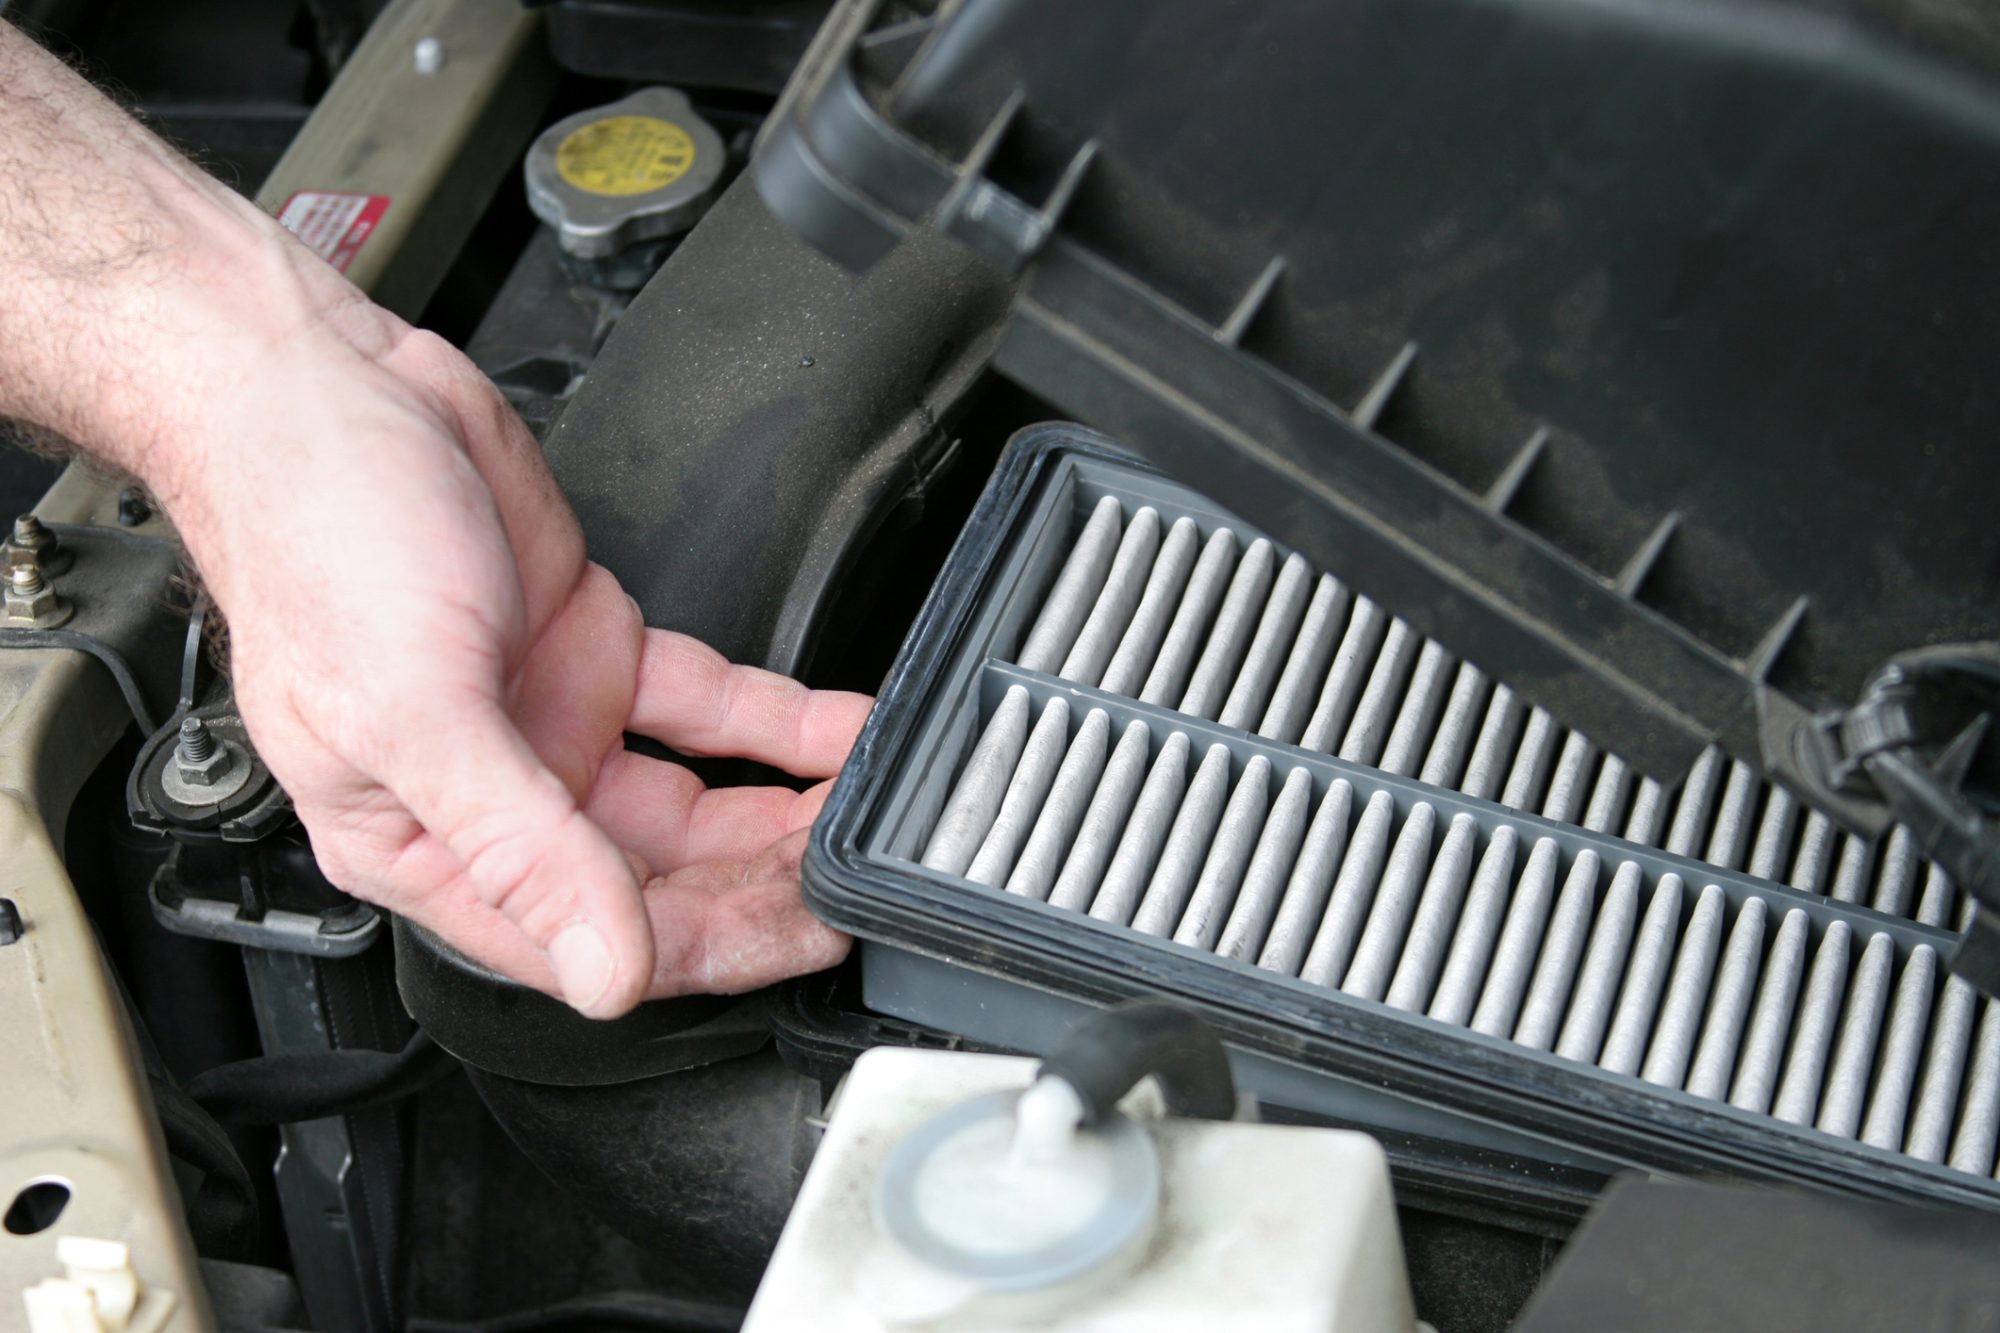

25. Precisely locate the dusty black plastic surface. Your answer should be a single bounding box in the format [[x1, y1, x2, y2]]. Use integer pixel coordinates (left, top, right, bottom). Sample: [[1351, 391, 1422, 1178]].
[[1038, 1001, 1236, 1123], [544, 0, 829, 93], [805, 426, 2000, 1215], [758, 0, 2000, 818], [1513, 1178, 2000, 1332]]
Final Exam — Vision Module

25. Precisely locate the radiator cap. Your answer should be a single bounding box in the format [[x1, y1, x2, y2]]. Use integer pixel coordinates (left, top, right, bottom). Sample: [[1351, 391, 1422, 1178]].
[[525, 86, 725, 263]]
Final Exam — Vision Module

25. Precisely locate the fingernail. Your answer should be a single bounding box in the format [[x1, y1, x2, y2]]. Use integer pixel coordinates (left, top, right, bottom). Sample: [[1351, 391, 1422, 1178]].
[[549, 923, 615, 1015]]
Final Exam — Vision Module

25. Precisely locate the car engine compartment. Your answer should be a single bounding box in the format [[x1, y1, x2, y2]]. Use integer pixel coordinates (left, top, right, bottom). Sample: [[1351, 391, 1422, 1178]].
[[6, 0, 2000, 1329]]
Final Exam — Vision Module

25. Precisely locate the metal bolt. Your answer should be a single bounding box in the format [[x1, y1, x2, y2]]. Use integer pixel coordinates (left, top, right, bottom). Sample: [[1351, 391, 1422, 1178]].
[[172, 716, 236, 788], [1, 551, 67, 627], [5, 513, 67, 575], [177, 716, 216, 765], [413, 36, 444, 74]]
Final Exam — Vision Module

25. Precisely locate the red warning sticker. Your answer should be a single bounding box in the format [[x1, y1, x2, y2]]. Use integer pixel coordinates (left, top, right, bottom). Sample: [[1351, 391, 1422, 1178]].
[[275, 191, 391, 274]]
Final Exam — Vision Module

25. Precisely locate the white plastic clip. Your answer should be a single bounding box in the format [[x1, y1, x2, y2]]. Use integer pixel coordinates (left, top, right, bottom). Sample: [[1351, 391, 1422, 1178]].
[[22, 1237, 141, 1333]]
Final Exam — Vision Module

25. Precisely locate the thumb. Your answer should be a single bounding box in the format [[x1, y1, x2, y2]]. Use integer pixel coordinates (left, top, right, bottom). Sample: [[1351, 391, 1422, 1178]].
[[390, 697, 655, 1017]]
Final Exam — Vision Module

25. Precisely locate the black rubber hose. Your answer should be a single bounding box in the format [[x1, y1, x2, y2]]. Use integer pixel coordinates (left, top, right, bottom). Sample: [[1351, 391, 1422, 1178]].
[[188, 1030, 456, 1125], [150, 1078, 262, 1260], [1036, 1000, 1236, 1123]]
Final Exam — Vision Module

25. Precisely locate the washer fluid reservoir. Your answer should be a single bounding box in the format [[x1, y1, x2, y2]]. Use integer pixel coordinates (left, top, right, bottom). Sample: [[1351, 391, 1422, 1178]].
[[744, 1038, 1423, 1332]]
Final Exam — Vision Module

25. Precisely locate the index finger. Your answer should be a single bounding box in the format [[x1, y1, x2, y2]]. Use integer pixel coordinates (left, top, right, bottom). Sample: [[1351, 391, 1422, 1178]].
[[627, 629, 873, 778]]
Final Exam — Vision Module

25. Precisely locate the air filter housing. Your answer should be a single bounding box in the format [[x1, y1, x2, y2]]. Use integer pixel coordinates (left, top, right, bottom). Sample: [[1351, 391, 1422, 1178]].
[[806, 426, 2000, 1215]]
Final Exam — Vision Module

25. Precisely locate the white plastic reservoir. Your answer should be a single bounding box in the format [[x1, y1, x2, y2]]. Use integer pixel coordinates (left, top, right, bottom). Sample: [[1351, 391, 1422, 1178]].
[[743, 1046, 1422, 1332]]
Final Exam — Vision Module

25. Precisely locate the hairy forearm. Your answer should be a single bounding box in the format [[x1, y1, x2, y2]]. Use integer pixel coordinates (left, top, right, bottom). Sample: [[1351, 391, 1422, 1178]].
[[0, 25, 308, 492]]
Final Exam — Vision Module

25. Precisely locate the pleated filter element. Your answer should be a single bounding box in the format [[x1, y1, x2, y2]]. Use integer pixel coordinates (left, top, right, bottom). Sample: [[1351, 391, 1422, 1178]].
[[1008, 495, 1967, 929], [907, 491, 2000, 1181]]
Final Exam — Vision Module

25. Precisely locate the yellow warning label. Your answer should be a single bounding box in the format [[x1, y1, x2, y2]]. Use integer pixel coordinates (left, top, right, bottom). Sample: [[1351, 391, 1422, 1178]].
[[555, 116, 697, 197]]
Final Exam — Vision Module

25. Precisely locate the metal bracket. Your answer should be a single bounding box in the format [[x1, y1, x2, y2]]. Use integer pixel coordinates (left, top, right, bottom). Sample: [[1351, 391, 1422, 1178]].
[[0, 524, 187, 736]]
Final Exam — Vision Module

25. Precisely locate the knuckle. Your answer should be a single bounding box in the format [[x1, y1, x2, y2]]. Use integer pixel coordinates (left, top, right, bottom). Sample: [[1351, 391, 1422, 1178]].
[[457, 807, 586, 941], [397, 326, 459, 370]]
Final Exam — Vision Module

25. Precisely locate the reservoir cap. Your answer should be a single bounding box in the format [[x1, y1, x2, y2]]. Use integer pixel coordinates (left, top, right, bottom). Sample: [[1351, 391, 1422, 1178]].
[[873, 1086, 1160, 1296], [525, 87, 726, 261]]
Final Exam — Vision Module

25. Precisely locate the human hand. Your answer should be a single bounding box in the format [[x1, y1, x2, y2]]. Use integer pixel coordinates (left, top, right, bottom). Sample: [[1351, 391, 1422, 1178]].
[[178, 286, 871, 1017], [0, 27, 876, 1017]]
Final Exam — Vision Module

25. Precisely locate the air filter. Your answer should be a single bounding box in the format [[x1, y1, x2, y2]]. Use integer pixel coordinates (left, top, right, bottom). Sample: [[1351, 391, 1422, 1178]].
[[807, 426, 2000, 1210]]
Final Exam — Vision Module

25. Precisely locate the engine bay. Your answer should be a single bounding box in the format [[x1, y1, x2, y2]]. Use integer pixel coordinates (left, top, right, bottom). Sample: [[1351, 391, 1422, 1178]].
[[6, 1, 2000, 1329]]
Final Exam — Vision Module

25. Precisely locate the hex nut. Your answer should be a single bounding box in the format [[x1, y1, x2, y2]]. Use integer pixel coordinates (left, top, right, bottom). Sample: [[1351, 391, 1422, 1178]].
[[161, 737, 254, 805], [2, 566, 70, 628], [6, 515, 71, 576], [177, 741, 235, 787]]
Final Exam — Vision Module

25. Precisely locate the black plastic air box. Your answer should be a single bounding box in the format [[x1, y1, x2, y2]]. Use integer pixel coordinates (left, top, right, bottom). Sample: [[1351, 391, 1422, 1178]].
[[758, 0, 2000, 827]]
